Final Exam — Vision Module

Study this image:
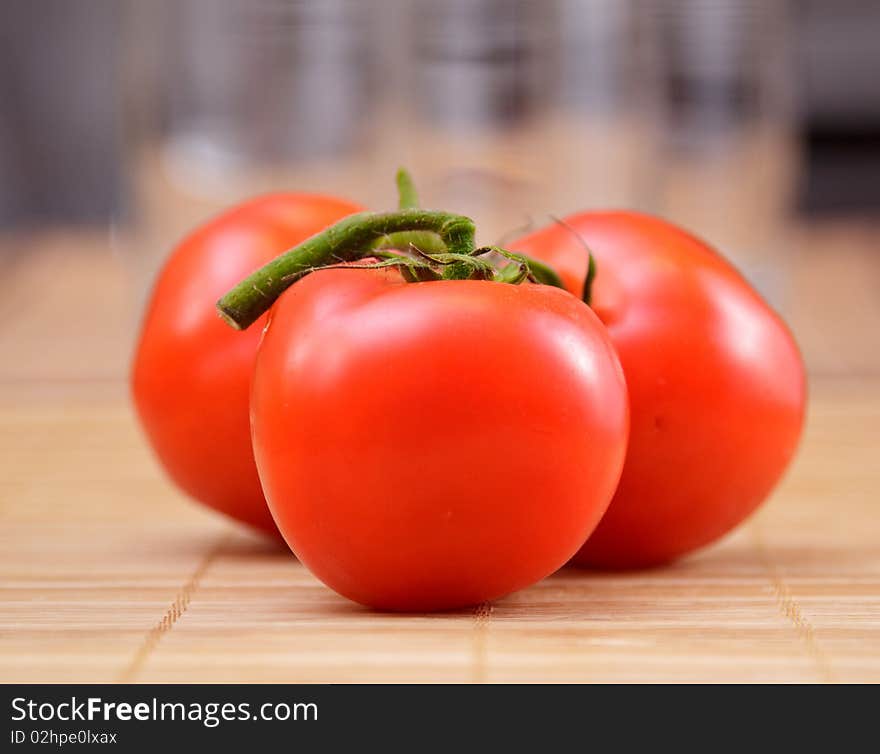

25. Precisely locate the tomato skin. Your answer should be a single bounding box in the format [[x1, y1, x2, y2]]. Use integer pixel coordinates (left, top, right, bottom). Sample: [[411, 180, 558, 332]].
[[512, 212, 806, 568], [251, 270, 629, 610], [131, 194, 362, 532]]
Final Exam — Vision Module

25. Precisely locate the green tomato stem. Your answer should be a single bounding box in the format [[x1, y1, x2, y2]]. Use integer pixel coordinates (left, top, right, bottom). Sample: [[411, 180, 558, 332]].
[[582, 252, 597, 306], [217, 209, 475, 330], [396, 168, 420, 210], [369, 230, 449, 256], [477, 247, 565, 290]]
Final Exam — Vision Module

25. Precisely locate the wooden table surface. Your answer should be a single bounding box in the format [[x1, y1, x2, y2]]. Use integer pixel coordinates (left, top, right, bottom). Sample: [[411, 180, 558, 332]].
[[1, 231, 878, 683]]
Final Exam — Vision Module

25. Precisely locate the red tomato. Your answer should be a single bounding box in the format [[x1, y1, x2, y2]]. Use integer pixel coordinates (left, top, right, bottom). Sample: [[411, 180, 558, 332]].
[[251, 269, 628, 610], [512, 212, 806, 568], [132, 194, 362, 532]]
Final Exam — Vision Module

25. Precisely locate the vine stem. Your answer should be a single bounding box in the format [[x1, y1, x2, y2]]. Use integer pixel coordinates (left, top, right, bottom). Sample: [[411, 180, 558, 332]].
[[396, 169, 420, 210], [217, 209, 475, 330]]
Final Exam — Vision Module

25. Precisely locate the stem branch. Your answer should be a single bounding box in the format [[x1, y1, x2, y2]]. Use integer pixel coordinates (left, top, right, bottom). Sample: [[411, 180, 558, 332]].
[[217, 209, 475, 330], [396, 169, 420, 210]]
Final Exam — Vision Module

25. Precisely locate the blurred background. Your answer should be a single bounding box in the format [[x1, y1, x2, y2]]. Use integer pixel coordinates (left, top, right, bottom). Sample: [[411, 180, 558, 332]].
[[2, 0, 880, 685], [1, 0, 878, 378]]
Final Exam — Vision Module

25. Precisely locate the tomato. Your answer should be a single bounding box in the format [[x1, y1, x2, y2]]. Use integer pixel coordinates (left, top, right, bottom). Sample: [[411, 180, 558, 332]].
[[131, 193, 362, 532], [512, 212, 806, 568], [250, 269, 628, 610]]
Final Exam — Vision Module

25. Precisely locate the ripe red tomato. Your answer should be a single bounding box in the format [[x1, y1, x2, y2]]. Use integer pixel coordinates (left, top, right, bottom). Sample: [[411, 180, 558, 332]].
[[512, 212, 806, 568], [132, 193, 362, 532], [251, 269, 629, 610]]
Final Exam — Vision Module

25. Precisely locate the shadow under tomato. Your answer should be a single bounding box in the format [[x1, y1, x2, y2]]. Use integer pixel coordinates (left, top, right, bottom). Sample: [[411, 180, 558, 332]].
[[218, 528, 292, 560]]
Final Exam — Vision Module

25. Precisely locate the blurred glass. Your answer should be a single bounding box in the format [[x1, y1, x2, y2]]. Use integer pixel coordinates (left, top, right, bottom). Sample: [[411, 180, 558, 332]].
[[122, 0, 796, 308], [374, 0, 657, 242], [640, 0, 796, 303], [123, 0, 661, 285], [123, 0, 378, 300]]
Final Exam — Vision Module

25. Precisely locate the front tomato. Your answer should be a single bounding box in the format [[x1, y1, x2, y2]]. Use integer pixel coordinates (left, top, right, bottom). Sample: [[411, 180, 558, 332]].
[[250, 269, 629, 610]]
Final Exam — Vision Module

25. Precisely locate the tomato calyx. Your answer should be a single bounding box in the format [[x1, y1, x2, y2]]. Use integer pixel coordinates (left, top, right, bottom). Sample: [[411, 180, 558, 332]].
[[217, 189, 567, 331], [395, 168, 420, 210], [383, 170, 563, 287], [583, 252, 597, 306], [546, 214, 598, 306]]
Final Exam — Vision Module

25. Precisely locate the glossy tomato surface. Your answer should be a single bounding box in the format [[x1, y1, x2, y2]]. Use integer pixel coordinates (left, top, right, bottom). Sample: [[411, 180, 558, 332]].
[[132, 193, 362, 532], [251, 270, 629, 610], [513, 212, 806, 568]]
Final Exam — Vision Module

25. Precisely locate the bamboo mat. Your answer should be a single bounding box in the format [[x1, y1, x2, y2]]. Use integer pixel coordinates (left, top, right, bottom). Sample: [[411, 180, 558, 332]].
[[1, 234, 878, 683]]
